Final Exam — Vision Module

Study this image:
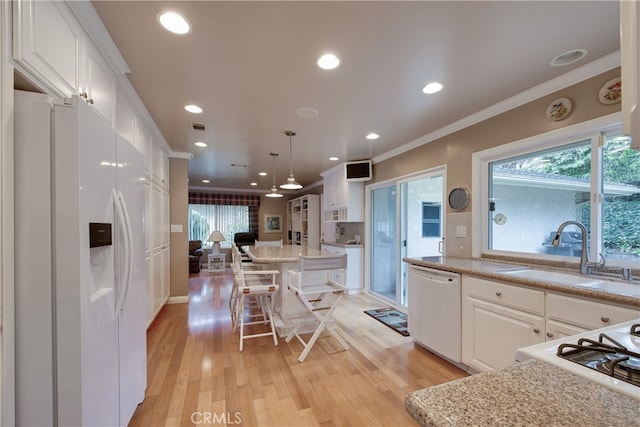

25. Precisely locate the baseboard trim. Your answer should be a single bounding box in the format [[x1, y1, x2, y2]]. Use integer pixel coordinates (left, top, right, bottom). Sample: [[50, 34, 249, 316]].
[[167, 296, 190, 304]]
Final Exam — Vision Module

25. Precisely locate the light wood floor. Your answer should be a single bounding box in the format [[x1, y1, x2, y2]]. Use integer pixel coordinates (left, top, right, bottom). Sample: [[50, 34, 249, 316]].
[[130, 269, 468, 426]]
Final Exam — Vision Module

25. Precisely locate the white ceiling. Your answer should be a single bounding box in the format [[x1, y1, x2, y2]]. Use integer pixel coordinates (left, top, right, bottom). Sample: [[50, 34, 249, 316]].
[[92, 1, 621, 192]]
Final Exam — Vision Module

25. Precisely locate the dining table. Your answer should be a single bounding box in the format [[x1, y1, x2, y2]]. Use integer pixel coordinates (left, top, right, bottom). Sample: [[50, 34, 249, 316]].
[[242, 244, 331, 336]]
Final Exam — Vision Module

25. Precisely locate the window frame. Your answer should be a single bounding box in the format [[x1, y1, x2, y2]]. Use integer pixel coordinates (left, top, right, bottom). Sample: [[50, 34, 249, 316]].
[[471, 112, 633, 267], [421, 202, 442, 238]]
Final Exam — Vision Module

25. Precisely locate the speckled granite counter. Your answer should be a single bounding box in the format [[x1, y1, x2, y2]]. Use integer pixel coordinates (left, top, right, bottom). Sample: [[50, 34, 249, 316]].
[[406, 359, 640, 426], [403, 256, 640, 307], [320, 241, 364, 248]]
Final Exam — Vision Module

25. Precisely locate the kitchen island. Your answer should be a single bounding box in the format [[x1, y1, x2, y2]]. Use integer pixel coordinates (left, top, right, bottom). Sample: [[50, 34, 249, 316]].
[[405, 359, 639, 426], [243, 244, 326, 336]]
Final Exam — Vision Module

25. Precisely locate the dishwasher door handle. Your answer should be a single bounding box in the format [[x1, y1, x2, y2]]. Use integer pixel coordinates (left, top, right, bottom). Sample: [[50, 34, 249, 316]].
[[410, 267, 458, 283]]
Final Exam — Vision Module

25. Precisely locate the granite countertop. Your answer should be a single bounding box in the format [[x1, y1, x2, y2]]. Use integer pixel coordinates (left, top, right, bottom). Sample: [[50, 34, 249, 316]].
[[320, 241, 364, 248], [403, 256, 640, 307], [243, 244, 325, 263], [405, 359, 640, 427]]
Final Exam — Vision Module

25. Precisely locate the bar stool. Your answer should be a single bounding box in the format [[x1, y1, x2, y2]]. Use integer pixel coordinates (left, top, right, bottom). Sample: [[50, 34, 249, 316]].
[[231, 250, 280, 351], [285, 254, 349, 362]]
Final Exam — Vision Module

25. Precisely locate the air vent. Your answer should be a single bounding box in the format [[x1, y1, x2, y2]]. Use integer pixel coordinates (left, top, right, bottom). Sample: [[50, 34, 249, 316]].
[[191, 122, 207, 131], [231, 163, 248, 168]]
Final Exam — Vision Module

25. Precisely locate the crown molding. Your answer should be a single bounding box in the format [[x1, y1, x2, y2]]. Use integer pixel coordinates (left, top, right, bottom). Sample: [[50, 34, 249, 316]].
[[373, 51, 621, 165], [169, 151, 193, 160]]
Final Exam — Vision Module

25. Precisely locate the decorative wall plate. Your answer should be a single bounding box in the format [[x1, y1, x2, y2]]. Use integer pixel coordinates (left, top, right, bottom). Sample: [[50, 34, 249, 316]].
[[598, 77, 622, 104], [546, 97, 572, 121], [448, 187, 470, 210]]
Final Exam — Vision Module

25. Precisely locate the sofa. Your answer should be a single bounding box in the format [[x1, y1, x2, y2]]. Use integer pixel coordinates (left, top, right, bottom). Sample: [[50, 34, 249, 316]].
[[189, 240, 204, 273], [233, 232, 258, 253]]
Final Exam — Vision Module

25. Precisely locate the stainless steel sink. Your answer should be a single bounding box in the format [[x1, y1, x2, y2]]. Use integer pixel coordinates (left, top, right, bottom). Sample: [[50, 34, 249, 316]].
[[495, 268, 604, 286]]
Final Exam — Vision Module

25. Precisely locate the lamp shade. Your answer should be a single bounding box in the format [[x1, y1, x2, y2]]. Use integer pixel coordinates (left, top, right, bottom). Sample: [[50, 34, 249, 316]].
[[207, 230, 226, 243]]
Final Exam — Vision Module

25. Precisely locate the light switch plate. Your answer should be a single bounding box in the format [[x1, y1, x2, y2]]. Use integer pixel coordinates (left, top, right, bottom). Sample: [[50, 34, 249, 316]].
[[170, 224, 183, 233], [456, 226, 467, 238]]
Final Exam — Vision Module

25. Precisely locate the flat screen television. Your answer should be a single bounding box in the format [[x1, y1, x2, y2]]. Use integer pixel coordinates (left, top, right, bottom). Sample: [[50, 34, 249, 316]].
[[345, 160, 372, 181]]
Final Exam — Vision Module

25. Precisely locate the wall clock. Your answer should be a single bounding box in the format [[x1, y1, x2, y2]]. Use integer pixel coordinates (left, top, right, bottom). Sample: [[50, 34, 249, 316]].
[[493, 213, 507, 225], [448, 187, 470, 210]]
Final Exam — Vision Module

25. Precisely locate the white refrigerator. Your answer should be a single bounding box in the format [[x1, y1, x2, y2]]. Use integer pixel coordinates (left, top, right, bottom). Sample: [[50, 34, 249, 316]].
[[14, 90, 147, 426]]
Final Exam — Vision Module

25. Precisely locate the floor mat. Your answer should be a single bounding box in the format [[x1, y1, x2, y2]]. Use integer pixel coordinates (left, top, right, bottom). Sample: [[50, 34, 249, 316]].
[[364, 308, 409, 336]]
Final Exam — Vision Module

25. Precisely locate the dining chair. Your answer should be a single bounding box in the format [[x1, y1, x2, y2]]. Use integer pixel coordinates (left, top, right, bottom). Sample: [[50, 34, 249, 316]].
[[230, 250, 280, 351], [254, 239, 283, 247], [285, 254, 349, 362]]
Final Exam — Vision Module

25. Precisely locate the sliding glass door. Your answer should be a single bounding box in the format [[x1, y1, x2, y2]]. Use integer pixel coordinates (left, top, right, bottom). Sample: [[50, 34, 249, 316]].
[[368, 169, 444, 307], [370, 185, 397, 300]]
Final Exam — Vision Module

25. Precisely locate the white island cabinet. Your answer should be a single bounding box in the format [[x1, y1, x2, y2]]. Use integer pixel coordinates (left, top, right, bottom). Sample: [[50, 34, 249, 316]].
[[321, 244, 364, 292]]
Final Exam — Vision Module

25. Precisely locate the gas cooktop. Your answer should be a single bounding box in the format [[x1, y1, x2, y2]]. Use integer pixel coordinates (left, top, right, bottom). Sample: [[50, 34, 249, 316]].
[[516, 319, 640, 400]]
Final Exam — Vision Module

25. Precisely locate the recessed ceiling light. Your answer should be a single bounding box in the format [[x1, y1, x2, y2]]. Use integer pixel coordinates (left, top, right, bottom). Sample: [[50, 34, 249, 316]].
[[157, 11, 191, 35], [550, 49, 587, 67], [366, 133, 379, 140], [294, 107, 319, 119], [250, 182, 258, 186], [202, 179, 210, 183], [316, 53, 341, 70], [329, 157, 339, 161], [422, 82, 443, 94], [194, 141, 207, 147], [185, 104, 202, 114], [259, 172, 267, 176]]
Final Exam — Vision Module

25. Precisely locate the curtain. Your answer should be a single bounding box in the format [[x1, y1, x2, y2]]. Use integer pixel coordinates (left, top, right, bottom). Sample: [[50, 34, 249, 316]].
[[188, 193, 260, 234]]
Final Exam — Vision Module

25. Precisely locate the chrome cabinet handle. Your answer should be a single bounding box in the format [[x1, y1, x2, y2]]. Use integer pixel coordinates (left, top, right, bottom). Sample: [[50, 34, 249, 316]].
[[533, 328, 541, 334], [601, 316, 610, 323], [546, 332, 554, 338], [495, 291, 502, 297], [79, 92, 88, 99]]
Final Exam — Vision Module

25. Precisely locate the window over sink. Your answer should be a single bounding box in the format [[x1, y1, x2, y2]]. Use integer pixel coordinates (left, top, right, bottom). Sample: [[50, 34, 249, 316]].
[[473, 115, 640, 268]]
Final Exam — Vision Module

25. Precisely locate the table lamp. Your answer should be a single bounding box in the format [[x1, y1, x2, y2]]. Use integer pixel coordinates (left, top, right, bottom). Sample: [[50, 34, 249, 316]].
[[207, 230, 226, 254]]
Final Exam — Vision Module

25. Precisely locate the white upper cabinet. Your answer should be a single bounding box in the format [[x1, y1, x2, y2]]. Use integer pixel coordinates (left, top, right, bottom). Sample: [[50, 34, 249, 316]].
[[13, 0, 81, 96], [80, 41, 116, 124], [321, 164, 364, 222], [135, 121, 152, 176], [152, 143, 169, 187], [115, 91, 136, 146], [621, 0, 639, 150]]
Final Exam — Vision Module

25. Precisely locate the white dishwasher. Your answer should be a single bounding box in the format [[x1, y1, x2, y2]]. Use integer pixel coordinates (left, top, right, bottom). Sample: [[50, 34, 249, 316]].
[[407, 265, 461, 363]]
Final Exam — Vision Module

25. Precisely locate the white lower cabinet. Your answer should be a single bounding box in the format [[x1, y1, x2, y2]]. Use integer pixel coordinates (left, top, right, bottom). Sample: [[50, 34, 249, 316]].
[[462, 274, 639, 373], [462, 276, 545, 372], [545, 292, 639, 340]]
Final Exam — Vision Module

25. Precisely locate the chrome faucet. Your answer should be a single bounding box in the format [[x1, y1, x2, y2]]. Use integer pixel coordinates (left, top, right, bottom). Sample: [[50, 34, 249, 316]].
[[552, 221, 605, 275]]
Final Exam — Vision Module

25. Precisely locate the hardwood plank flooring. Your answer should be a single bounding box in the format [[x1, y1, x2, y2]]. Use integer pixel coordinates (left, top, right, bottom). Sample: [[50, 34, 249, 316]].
[[130, 269, 468, 426]]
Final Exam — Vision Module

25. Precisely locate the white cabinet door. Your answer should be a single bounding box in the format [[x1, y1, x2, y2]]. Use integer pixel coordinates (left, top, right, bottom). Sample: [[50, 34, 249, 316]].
[[13, 0, 80, 96], [152, 184, 163, 251], [161, 188, 170, 246], [544, 319, 588, 341], [115, 92, 136, 146], [462, 296, 545, 372], [162, 246, 170, 301], [135, 122, 152, 176], [152, 143, 169, 187], [81, 41, 116, 124]]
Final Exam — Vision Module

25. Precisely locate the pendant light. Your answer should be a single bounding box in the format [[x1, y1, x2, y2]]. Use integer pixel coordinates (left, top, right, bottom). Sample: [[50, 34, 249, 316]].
[[280, 130, 303, 190], [266, 152, 283, 198]]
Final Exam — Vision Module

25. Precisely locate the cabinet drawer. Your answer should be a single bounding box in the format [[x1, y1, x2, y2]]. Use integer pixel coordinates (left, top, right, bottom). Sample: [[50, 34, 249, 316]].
[[546, 293, 639, 330], [463, 276, 544, 315]]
